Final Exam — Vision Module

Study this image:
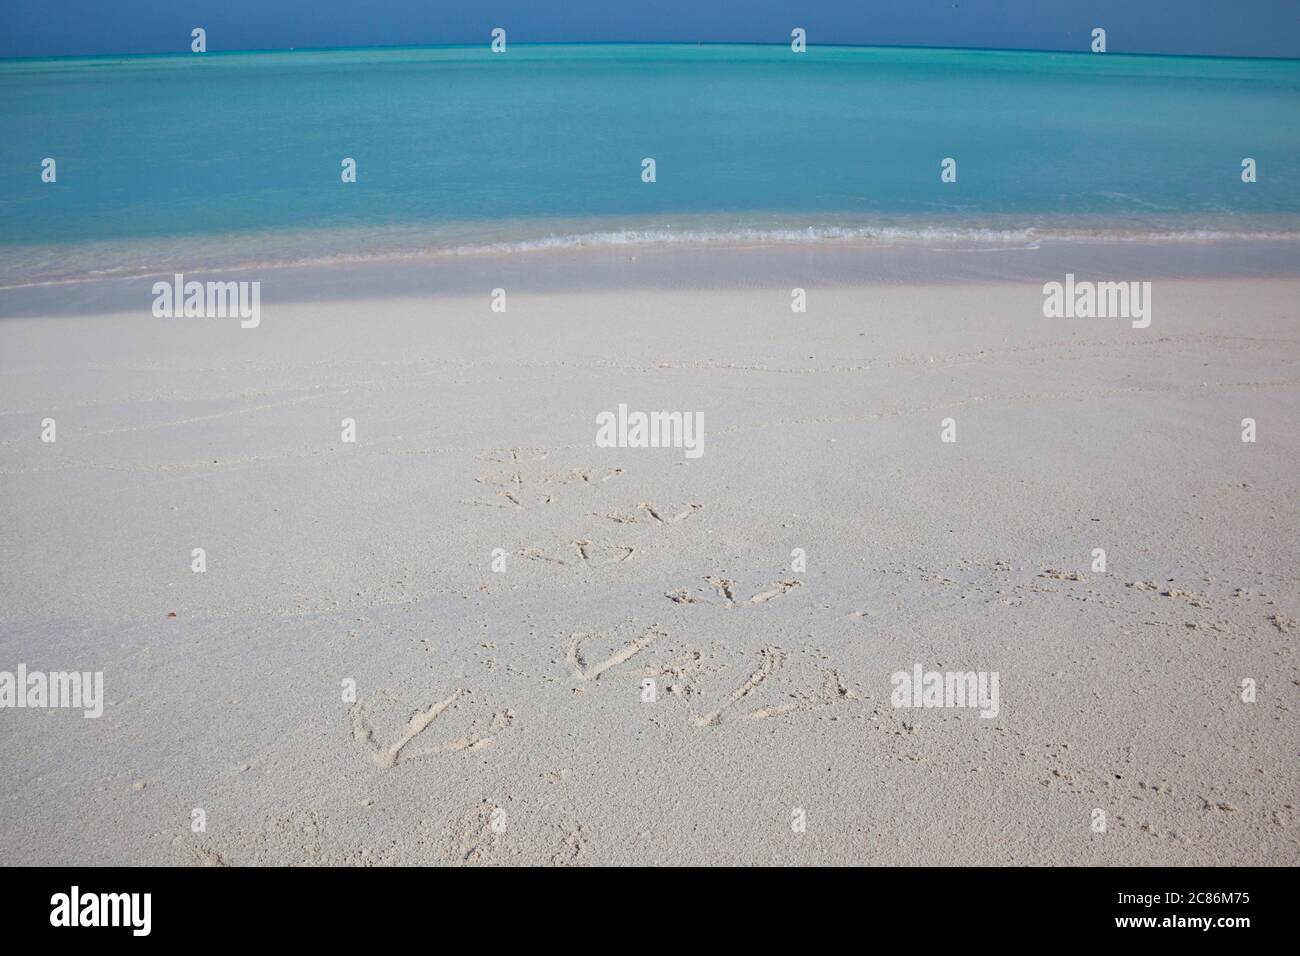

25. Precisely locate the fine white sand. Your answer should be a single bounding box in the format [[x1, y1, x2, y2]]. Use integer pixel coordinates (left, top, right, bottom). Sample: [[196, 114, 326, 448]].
[[0, 275, 1297, 865]]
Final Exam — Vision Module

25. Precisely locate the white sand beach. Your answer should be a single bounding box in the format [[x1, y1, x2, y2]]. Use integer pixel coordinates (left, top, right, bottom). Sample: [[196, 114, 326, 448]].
[[0, 270, 1297, 865]]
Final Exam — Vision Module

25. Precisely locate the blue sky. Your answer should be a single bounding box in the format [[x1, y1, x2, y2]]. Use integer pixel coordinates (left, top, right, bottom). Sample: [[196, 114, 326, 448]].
[[2, 0, 1298, 59]]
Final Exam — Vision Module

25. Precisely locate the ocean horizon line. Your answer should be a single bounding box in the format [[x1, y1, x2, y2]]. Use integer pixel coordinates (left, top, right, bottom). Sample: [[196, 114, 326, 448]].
[[4, 39, 1300, 67]]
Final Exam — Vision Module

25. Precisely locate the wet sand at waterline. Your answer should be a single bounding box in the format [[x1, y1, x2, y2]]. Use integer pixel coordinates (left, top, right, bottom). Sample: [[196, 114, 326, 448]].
[[0, 275, 1297, 864]]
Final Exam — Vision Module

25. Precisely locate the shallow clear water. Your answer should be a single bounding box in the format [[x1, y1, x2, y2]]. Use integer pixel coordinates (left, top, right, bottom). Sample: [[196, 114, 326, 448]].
[[1, 43, 1298, 285]]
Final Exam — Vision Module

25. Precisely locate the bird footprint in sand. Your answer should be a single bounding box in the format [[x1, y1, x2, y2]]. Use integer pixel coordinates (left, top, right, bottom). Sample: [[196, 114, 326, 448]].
[[666, 576, 801, 608], [600, 502, 701, 525], [566, 627, 665, 682], [351, 689, 514, 768], [689, 648, 856, 727], [517, 541, 636, 567]]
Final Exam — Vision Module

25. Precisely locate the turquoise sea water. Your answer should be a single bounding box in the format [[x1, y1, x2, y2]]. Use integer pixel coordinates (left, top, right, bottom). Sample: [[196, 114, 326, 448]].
[[1, 43, 1299, 285]]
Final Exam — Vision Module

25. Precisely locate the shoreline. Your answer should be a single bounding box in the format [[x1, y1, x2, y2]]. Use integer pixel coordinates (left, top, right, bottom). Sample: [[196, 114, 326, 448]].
[[3, 238, 1300, 319]]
